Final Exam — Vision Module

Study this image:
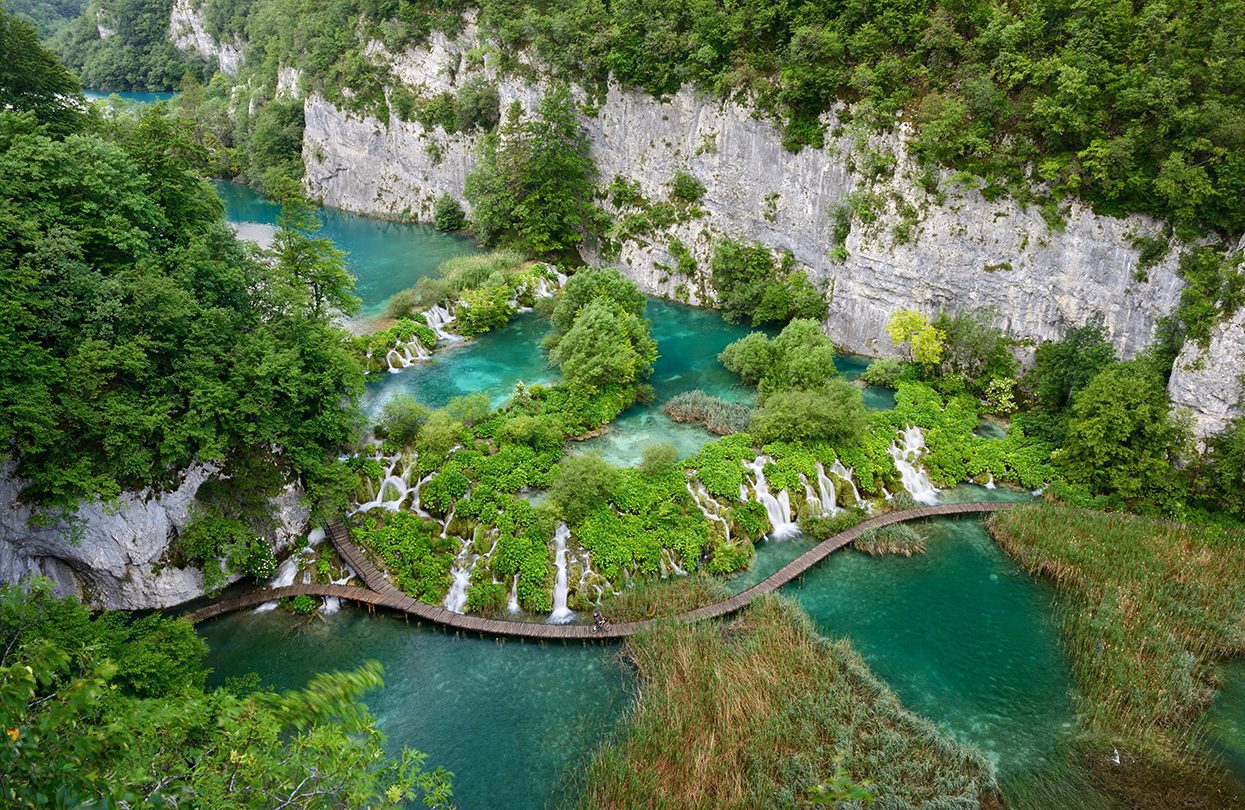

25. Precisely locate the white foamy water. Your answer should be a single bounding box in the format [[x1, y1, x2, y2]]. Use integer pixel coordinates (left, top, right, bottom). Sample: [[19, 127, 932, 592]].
[[746, 456, 800, 538], [549, 523, 574, 623], [888, 426, 940, 504]]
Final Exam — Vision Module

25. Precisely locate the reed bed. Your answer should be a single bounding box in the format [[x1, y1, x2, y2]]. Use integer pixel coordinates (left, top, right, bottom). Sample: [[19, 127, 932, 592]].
[[580, 596, 998, 808], [663, 390, 753, 435], [987, 504, 1245, 743], [854, 524, 927, 557], [597, 577, 730, 623]]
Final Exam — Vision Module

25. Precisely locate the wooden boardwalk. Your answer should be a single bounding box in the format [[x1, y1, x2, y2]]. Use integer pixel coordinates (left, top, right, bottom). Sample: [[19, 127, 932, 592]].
[[185, 501, 1014, 640]]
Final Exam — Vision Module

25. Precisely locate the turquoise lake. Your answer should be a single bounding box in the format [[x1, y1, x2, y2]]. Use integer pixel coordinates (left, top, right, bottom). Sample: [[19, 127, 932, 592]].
[[208, 181, 1244, 804]]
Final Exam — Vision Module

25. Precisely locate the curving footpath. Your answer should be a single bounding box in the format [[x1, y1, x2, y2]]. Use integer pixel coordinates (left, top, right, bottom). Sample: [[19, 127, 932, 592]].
[[185, 501, 1014, 640]]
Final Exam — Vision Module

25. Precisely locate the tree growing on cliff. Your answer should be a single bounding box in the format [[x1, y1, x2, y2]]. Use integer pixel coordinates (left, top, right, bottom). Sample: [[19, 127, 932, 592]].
[[886, 309, 945, 366], [464, 84, 600, 256]]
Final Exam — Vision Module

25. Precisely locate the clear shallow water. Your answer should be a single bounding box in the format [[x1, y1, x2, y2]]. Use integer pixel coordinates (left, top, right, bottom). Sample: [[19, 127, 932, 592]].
[[360, 311, 559, 418], [198, 609, 629, 809], [84, 89, 177, 104], [786, 514, 1078, 778], [1208, 661, 1245, 780], [216, 182, 479, 319]]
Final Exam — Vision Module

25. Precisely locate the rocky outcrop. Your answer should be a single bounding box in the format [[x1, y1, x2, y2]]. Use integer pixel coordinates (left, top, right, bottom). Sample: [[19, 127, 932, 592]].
[[1168, 307, 1245, 440], [169, 0, 244, 75], [301, 28, 1188, 368], [0, 464, 309, 610]]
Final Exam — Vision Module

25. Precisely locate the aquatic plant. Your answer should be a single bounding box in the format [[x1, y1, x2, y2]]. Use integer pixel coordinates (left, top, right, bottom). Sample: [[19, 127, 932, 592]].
[[988, 504, 1245, 744], [662, 390, 753, 435], [854, 524, 927, 557], [598, 577, 729, 623], [579, 597, 997, 807]]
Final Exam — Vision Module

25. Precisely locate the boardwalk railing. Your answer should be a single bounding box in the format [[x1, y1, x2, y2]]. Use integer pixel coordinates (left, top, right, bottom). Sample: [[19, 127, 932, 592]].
[[185, 501, 1014, 640]]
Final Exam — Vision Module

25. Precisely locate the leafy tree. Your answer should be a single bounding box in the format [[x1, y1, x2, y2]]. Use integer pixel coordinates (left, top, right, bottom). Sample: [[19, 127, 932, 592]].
[[549, 299, 657, 392], [931, 310, 1017, 395], [377, 393, 431, 448], [720, 319, 838, 400], [464, 85, 600, 255], [0, 92, 363, 513], [0, 8, 84, 134], [433, 192, 466, 231], [748, 380, 868, 445], [270, 179, 360, 318], [550, 267, 648, 336], [1058, 360, 1189, 506], [1199, 417, 1245, 517], [0, 582, 453, 809], [639, 441, 680, 477], [886, 309, 945, 365], [549, 451, 618, 525], [710, 238, 826, 325], [860, 357, 905, 388]]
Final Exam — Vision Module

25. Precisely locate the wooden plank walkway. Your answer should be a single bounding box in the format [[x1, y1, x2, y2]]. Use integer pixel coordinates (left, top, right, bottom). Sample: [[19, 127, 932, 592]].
[[185, 501, 1014, 640]]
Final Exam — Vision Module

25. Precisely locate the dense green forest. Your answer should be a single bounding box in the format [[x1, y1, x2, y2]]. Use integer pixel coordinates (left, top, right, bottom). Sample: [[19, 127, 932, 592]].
[[43, 0, 1245, 235], [0, 580, 452, 807], [0, 0, 84, 36], [1, 9, 364, 529]]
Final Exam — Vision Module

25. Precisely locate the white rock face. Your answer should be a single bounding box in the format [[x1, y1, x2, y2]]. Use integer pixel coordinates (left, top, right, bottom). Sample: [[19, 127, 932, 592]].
[[1168, 307, 1245, 439], [0, 463, 309, 609], [302, 28, 1187, 367], [169, 0, 244, 75]]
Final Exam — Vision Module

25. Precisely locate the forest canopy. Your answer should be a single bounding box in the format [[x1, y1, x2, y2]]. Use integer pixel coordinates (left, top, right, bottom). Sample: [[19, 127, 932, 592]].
[[0, 11, 364, 512]]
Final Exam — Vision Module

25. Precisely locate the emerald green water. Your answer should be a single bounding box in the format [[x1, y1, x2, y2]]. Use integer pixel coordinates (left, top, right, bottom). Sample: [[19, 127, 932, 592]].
[[1208, 661, 1245, 780], [216, 182, 479, 319], [198, 610, 629, 809], [207, 183, 1245, 800], [84, 89, 177, 104]]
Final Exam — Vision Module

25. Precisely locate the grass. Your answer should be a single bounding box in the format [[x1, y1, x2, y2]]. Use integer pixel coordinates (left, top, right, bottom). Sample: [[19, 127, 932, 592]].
[[597, 576, 730, 623], [579, 596, 998, 808], [987, 504, 1245, 741], [854, 524, 927, 557]]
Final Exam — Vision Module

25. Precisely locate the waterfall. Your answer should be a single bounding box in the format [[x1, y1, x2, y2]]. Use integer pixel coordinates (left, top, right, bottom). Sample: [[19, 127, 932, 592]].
[[507, 573, 521, 613], [444, 538, 476, 614], [352, 456, 415, 514], [660, 548, 688, 578], [686, 481, 731, 541], [746, 456, 799, 538], [410, 471, 435, 517], [384, 339, 431, 372], [549, 523, 574, 623], [440, 504, 456, 538], [320, 563, 358, 615], [887, 426, 940, 505], [800, 475, 823, 516], [422, 304, 461, 342], [984, 472, 996, 489], [253, 554, 300, 613], [815, 462, 840, 515]]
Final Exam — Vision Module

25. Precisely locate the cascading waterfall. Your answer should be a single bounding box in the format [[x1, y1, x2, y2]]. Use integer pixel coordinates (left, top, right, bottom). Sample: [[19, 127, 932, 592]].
[[984, 472, 996, 489], [814, 462, 840, 515], [423, 304, 460, 342], [384, 339, 431, 372], [352, 456, 415, 514], [321, 563, 358, 615], [507, 573, 521, 613], [440, 505, 456, 538], [549, 523, 574, 623], [410, 471, 435, 517], [746, 456, 799, 538], [887, 426, 940, 504], [686, 481, 731, 542], [444, 538, 476, 614], [253, 555, 300, 613]]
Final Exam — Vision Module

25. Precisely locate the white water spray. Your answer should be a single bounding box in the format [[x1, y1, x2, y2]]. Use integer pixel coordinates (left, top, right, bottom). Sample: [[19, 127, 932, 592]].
[[549, 523, 574, 623], [887, 426, 940, 504], [746, 456, 799, 538]]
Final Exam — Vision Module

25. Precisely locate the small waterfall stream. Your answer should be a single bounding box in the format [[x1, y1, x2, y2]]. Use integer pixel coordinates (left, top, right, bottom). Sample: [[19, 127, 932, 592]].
[[814, 462, 840, 515], [423, 304, 460, 342], [549, 523, 574, 623], [686, 481, 732, 541], [444, 538, 476, 614], [888, 426, 940, 504], [746, 456, 800, 538]]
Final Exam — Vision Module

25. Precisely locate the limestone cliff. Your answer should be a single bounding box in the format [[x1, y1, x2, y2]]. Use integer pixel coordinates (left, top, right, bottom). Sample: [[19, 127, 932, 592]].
[[169, 0, 243, 75], [0, 464, 309, 610], [299, 30, 1193, 361]]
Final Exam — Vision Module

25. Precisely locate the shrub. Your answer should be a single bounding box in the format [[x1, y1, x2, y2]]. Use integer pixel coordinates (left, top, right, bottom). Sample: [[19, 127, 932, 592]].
[[383, 288, 422, 318], [639, 442, 681, 476], [549, 452, 619, 525], [710, 238, 826, 325], [669, 170, 705, 205], [433, 193, 466, 231], [860, 357, 905, 387], [720, 319, 839, 400], [377, 394, 430, 447]]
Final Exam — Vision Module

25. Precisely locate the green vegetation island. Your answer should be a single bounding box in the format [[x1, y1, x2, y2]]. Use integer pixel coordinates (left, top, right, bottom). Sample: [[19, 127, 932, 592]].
[[1, 2, 1243, 807]]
